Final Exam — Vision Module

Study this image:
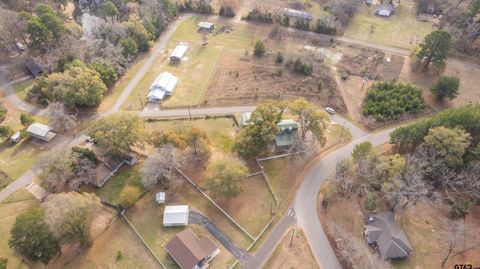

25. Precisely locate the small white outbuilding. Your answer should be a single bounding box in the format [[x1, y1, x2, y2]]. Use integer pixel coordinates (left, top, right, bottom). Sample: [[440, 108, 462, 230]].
[[198, 22, 215, 32], [170, 43, 188, 62], [156, 192, 165, 204], [163, 205, 189, 227]]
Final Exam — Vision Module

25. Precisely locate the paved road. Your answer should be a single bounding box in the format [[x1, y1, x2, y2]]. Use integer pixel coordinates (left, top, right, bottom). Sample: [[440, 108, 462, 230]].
[[243, 207, 297, 268], [140, 105, 256, 118], [0, 71, 44, 114], [106, 14, 192, 115], [189, 211, 250, 262]]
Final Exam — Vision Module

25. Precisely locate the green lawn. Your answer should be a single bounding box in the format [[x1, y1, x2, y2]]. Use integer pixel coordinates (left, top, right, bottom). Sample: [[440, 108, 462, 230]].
[[0, 190, 39, 269], [0, 139, 43, 180], [122, 16, 270, 111], [12, 78, 36, 101], [146, 117, 237, 152], [95, 167, 145, 205], [344, 1, 434, 49]]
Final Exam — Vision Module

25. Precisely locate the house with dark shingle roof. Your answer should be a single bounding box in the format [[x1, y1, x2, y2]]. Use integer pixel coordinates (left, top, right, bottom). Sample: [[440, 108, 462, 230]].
[[166, 229, 220, 269], [364, 211, 413, 259]]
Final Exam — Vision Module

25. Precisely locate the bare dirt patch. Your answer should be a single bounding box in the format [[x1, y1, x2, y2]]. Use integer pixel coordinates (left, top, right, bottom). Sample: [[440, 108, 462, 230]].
[[263, 227, 319, 269], [204, 49, 347, 114], [337, 46, 385, 78]]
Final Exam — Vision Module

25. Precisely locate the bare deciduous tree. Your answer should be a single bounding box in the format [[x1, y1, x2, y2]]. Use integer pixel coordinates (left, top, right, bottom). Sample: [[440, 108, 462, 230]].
[[141, 144, 184, 189], [47, 102, 76, 133], [439, 219, 480, 268]]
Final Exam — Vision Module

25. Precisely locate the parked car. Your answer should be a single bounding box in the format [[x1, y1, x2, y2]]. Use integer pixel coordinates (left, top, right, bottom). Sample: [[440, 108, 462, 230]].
[[325, 107, 335, 114]]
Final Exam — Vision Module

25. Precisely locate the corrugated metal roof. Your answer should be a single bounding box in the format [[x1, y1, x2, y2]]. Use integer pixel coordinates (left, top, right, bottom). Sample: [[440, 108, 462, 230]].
[[27, 123, 52, 137], [150, 72, 178, 94], [163, 205, 189, 225], [170, 43, 188, 60]]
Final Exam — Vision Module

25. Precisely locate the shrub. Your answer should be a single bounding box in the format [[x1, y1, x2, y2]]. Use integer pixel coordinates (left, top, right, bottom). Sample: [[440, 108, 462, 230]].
[[431, 75, 460, 101], [317, 81, 323, 91], [120, 38, 139, 59], [275, 52, 284, 63], [20, 113, 34, 126], [362, 81, 426, 121], [364, 192, 379, 211], [315, 19, 336, 35], [0, 258, 7, 269], [294, 19, 310, 30], [116, 250, 123, 261], [254, 40, 266, 57], [119, 186, 141, 208], [0, 125, 14, 138], [0, 105, 6, 123], [245, 9, 274, 23], [219, 5, 235, 17], [292, 59, 312, 75]]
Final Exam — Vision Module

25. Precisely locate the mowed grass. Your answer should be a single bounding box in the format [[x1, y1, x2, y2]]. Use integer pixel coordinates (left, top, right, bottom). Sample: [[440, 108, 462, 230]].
[[146, 117, 237, 152], [0, 190, 39, 269], [13, 78, 36, 101], [344, 0, 434, 49], [122, 16, 269, 111], [0, 139, 43, 180], [95, 167, 145, 205]]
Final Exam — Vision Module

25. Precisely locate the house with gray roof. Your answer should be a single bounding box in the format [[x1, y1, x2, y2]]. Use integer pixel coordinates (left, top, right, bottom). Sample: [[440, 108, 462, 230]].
[[27, 123, 57, 142], [364, 211, 413, 259]]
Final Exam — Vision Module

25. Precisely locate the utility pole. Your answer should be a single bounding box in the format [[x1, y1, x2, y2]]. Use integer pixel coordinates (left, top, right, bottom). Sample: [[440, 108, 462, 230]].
[[188, 105, 192, 120], [289, 229, 295, 247], [138, 93, 144, 110]]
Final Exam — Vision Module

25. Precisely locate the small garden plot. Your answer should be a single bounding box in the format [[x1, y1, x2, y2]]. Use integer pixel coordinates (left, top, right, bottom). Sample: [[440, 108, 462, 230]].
[[263, 228, 319, 269], [0, 190, 39, 269], [344, 0, 434, 49], [204, 49, 347, 114], [125, 187, 236, 269]]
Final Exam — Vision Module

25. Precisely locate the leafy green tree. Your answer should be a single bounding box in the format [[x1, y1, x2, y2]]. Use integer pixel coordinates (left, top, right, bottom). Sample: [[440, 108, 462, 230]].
[[254, 40, 266, 57], [99, 0, 119, 18], [119, 38, 139, 58], [123, 14, 151, 52], [88, 113, 143, 153], [416, 30, 452, 68], [20, 15, 51, 49], [352, 141, 373, 163], [424, 126, 471, 167], [90, 62, 118, 88], [205, 159, 248, 198], [20, 113, 34, 126], [186, 127, 210, 155], [234, 100, 285, 159], [43, 192, 99, 246], [363, 81, 426, 121], [21, 4, 66, 51], [364, 192, 379, 211], [36, 65, 107, 108], [431, 75, 460, 101], [390, 105, 480, 152], [289, 98, 330, 144], [119, 186, 141, 208], [9, 208, 60, 265]]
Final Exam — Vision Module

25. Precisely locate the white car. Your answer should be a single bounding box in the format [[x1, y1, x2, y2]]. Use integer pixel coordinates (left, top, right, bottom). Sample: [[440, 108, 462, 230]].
[[325, 107, 335, 114]]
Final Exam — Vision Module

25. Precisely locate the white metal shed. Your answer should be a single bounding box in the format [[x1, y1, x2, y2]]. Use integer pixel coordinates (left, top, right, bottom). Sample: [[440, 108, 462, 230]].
[[163, 205, 189, 227]]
